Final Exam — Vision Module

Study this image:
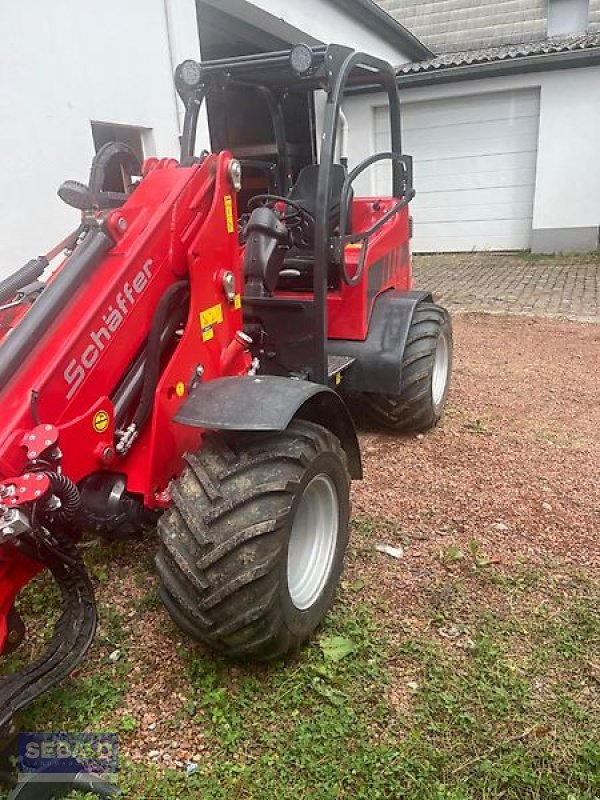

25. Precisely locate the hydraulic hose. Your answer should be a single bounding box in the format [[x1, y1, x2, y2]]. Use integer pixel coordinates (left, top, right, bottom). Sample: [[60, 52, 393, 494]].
[[0, 226, 83, 306], [46, 473, 81, 524], [130, 281, 189, 432], [0, 258, 48, 306]]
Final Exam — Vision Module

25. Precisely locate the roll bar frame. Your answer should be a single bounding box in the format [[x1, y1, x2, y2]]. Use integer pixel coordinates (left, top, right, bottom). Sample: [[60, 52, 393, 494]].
[[178, 44, 409, 384]]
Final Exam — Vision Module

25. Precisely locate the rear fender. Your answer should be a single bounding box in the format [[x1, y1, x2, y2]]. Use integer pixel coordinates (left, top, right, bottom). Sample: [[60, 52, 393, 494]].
[[175, 375, 362, 479], [328, 289, 433, 395]]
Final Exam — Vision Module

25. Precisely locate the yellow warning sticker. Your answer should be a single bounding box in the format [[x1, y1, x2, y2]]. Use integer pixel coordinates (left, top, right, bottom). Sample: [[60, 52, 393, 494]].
[[335, 372, 342, 386], [224, 195, 235, 234], [234, 293, 242, 310], [175, 382, 186, 398], [200, 303, 223, 329], [200, 303, 223, 342], [93, 409, 110, 434]]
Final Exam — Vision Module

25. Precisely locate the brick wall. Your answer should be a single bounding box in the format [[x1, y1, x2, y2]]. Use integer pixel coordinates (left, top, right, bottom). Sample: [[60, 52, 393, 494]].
[[377, 0, 547, 52]]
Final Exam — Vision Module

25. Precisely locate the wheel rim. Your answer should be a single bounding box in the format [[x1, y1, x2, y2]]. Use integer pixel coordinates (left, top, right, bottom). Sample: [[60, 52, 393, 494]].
[[431, 329, 450, 408], [287, 474, 339, 611]]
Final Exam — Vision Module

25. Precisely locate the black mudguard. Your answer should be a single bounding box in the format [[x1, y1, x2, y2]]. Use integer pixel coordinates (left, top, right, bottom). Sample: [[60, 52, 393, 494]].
[[328, 289, 432, 395], [175, 375, 362, 479]]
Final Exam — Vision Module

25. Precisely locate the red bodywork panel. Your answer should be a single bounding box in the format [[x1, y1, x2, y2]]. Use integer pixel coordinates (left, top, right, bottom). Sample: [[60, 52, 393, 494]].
[[0, 154, 250, 653], [276, 197, 412, 341], [0, 153, 248, 504]]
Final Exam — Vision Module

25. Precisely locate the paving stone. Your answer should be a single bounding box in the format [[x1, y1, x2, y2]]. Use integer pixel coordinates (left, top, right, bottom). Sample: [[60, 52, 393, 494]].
[[413, 253, 600, 323]]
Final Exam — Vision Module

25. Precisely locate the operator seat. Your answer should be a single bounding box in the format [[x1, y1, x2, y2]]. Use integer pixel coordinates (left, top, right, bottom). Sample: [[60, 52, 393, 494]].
[[279, 163, 353, 290], [242, 164, 352, 297]]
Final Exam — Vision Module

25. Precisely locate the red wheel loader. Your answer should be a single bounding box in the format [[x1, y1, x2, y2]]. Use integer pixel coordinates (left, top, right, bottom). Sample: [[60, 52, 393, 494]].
[[0, 44, 452, 742]]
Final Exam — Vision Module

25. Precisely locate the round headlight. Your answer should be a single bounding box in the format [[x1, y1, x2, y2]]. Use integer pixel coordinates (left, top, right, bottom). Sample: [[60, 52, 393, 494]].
[[290, 44, 314, 75], [178, 60, 202, 90]]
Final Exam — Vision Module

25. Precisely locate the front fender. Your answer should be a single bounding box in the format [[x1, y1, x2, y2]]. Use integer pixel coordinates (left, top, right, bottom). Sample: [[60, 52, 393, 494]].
[[175, 375, 362, 478]]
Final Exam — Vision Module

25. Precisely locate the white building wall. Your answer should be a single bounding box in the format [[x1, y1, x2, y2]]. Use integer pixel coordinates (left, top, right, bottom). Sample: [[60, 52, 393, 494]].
[[342, 66, 600, 251], [199, 0, 411, 64], [531, 66, 600, 250], [0, 0, 199, 277], [0, 0, 410, 278]]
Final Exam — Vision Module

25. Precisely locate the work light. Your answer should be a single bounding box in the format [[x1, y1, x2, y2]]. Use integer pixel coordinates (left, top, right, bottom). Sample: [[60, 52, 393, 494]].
[[290, 44, 314, 75], [177, 60, 202, 90]]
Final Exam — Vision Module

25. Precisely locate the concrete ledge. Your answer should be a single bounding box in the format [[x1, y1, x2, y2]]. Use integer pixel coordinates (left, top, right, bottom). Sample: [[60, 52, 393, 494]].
[[532, 226, 600, 253]]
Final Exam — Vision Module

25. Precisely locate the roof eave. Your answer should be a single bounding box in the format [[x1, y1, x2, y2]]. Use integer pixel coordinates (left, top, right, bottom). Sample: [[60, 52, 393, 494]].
[[327, 0, 434, 61], [395, 46, 600, 87]]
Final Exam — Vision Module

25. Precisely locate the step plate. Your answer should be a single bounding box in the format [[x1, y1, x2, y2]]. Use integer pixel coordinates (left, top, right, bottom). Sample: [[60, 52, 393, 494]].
[[327, 355, 355, 379]]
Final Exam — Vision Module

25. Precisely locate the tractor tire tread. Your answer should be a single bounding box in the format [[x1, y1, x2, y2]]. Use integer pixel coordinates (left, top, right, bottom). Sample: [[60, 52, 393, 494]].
[[363, 302, 452, 433], [156, 420, 348, 660]]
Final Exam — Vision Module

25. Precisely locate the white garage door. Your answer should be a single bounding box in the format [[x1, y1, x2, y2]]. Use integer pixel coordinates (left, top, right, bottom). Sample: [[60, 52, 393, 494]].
[[373, 89, 541, 252]]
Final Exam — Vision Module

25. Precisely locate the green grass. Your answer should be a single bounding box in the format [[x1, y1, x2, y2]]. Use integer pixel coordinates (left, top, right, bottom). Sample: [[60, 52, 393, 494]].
[[161, 604, 398, 799], [2, 526, 599, 799], [15, 604, 132, 732], [519, 250, 600, 262], [519, 251, 559, 262], [395, 626, 598, 799]]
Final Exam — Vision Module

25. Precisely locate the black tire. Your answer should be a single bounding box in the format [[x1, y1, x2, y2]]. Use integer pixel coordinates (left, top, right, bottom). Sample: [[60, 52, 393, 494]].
[[363, 302, 453, 432], [156, 420, 350, 661]]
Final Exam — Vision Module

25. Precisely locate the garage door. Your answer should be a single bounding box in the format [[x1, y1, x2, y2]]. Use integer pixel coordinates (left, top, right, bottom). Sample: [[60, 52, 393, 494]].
[[373, 89, 540, 252]]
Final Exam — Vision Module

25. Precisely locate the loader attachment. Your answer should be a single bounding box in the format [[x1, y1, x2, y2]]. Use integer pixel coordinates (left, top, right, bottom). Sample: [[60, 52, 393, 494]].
[[0, 535, 109, 796], [0, 533, 97, 732]]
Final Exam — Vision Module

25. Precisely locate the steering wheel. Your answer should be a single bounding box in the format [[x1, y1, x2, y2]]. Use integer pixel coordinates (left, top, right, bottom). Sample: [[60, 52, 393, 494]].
[[248, 194, 315, 248]]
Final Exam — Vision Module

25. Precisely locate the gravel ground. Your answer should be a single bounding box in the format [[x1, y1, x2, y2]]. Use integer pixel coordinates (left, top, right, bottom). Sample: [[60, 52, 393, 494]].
[[353, 313, 600, 571], [111, 311, 600, 766], [7, 312, 599, 777]]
